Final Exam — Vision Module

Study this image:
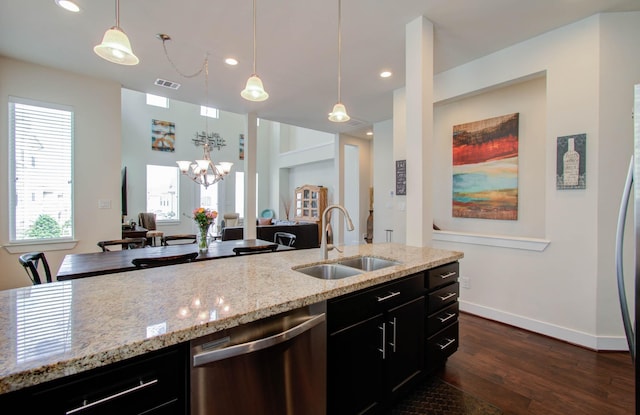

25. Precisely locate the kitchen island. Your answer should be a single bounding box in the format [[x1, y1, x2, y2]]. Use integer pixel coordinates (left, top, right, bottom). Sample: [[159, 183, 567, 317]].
[[0, 243, 462, 397]]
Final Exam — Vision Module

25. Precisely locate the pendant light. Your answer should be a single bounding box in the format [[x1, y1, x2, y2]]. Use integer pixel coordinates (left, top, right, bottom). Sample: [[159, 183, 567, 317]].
[[329, 0, 350, 122], [241, 0, 269, 101], [94, 0, 139, 65]]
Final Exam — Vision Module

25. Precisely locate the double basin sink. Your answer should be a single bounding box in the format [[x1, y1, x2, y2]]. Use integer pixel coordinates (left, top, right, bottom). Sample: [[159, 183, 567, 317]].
[[294, 256, 401, 280]]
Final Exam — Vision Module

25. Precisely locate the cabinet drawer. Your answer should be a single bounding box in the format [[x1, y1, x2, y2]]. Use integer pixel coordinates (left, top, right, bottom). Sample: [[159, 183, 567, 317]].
[[328, 273, 424, 333], [26, 345, 188, 414], [426, 262, 459, 289], [426, 282, 459, 314], [426, 301, 458, 336], [426, 321, 458, 371]]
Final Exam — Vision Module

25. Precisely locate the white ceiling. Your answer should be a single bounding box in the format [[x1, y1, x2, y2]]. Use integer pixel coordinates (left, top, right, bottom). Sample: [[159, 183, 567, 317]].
[[2, 0, 639, 139]]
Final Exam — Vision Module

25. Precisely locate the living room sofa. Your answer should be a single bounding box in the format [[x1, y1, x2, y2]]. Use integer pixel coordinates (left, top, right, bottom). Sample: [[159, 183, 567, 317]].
[[221, 222, 319, 249]]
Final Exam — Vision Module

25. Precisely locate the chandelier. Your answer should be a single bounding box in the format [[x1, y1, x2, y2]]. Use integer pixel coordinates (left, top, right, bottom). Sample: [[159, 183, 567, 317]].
[[159, 38, 232, 188], [176, 141, 232, 189]]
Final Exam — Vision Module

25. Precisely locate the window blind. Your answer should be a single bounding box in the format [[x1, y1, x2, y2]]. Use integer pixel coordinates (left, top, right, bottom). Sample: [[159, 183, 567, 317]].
[[10, 98, 73, 241]]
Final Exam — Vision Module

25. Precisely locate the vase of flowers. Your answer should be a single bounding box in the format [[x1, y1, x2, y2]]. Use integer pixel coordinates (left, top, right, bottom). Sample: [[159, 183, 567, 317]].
[[193, 207, 218, 251]]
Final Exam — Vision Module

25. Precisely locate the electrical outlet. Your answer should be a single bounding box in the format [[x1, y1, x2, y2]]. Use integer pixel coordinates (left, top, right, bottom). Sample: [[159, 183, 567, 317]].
[[460, 276, 470, 289]]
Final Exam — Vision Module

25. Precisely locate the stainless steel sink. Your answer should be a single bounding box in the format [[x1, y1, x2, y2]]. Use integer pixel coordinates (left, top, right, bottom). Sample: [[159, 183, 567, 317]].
[[337, 256, 401, 271], [294, 264, 363, 280]]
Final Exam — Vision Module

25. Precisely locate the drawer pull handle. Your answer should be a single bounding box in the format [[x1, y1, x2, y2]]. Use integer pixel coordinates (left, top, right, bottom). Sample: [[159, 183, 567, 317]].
[[438, 292, 456, 301], [438, 338, 456, 350], [437, 312, 456, 323], [376, 291, 401, 302], [389, 317, 397, 353], [378, 323, 386, 360], [65, 378, 159, 414], [440, 271, 457, 279]]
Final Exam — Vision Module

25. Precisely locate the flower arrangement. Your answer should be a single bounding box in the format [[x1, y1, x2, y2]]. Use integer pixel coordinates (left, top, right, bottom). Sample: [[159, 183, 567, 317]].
[[193, 207, 218, 228], [193, 208, 217, 251]]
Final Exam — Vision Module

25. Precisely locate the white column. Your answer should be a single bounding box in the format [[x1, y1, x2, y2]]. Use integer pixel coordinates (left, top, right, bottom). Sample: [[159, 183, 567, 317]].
[[244, 112, 258, 239], [405, 16, 434, 247]]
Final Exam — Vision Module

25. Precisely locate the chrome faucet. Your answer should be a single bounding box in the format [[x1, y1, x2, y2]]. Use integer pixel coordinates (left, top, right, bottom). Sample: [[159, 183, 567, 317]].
[[320, 204, 355, 260]]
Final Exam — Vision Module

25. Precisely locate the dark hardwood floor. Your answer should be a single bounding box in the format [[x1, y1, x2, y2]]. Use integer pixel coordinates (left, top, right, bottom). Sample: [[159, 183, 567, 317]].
[[436, 312, 635, 414]]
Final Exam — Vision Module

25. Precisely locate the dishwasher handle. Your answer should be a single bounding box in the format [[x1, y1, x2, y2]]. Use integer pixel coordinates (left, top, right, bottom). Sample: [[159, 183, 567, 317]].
[[193, 313, 326, 367]]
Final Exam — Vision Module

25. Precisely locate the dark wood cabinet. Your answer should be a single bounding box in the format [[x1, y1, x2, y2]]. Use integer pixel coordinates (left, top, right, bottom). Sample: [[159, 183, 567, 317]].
[[327, 273, 425, 414], [328, 313, 386, 414], [425, 262, 460, 373], [0, 344, 188, 414]]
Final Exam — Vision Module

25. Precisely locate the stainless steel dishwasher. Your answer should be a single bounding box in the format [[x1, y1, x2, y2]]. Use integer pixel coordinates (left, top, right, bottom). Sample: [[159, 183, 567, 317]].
[[190, 302, 326, 415]]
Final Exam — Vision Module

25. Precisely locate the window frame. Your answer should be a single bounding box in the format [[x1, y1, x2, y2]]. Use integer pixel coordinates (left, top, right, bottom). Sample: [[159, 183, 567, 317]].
[[146, 164, 180, 223], [9, 96, 75, 245]]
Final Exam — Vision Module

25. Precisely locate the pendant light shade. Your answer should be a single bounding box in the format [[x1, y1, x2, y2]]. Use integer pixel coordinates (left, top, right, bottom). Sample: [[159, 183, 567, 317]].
[[241, 0, 269, 102], [241, 74, 269, 101], [94, 0, 139, 65], [329, 0, 349, 122], [329, 102, 350, 122]]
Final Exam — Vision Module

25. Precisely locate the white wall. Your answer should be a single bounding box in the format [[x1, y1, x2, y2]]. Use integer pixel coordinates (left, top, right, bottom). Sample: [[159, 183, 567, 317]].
[[433, 75, 547, 237], [372, 119, 395, 243], [0, 57, 122, 290], [423, 12, 640, 349], [338, 134, 372, 245], [121, 88, 250, 235]]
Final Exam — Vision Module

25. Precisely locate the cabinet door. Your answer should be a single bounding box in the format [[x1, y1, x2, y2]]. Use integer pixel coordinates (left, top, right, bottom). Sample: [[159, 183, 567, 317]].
[[386, 296, 425, 397], [328, 313, 385, 415]]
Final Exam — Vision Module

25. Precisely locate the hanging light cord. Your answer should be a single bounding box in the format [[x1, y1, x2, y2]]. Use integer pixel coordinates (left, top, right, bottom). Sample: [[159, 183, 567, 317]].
[[337, 0, 343, 103], [160, 37, 206, 79], [252, 0, 257, 75], [115, 0, 120, 28], [204, 57, 210, 134]]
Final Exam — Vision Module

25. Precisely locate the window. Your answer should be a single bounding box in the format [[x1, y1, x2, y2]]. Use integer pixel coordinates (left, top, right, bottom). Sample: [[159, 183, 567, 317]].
[[200, 105, 219, 119], [200, 182, 219, 212], [146, 93, 169, 108], [10, 97, 73, 242], [146, 165, 179, 222]]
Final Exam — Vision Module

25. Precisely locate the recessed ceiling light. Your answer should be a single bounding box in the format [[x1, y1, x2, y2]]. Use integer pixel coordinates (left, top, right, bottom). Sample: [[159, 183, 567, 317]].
[[380, 71, 392, 78], [366, 131, 373, 136], [55, 0, 80, 12], [225, 58, 238, 66]]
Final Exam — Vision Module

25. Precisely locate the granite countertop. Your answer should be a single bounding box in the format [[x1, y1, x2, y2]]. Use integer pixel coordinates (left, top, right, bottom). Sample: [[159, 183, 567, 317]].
[[0, 243, 462, 394]]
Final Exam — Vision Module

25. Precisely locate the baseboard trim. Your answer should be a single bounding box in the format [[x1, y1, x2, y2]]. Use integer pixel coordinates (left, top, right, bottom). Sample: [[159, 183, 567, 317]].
[[459, 300, 629, 351]]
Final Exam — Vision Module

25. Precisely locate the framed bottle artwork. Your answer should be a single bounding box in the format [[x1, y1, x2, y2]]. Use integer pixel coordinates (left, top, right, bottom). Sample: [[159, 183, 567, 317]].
[[556, 134, 586, 190]]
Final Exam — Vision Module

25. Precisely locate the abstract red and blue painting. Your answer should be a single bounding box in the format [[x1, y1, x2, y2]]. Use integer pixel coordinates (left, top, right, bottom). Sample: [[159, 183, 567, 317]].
[[452, 113, 519, 220]]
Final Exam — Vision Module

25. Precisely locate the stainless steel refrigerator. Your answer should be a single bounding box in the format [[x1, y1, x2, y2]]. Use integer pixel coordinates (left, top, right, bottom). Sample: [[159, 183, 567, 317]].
[[616, 83, 640, 413]]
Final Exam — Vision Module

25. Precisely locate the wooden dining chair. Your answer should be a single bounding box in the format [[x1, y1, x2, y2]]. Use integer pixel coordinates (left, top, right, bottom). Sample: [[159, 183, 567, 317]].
[[161, 234, 197, 246], [233, 244, 278, 256], [18, 252, 54, 284], [97, 238, 147, 252], [138, 212, 164, 246], [274, 232, 296, 247], [131, 252, 198, 268]]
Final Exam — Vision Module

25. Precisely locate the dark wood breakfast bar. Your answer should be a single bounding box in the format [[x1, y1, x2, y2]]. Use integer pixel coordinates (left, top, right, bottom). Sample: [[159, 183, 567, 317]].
[[56, 239, 289, 280]]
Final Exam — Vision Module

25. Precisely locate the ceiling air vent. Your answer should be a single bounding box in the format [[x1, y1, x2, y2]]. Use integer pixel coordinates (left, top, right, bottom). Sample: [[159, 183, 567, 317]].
[[154, 78, 181, 90], [345, 118, 366, 128]]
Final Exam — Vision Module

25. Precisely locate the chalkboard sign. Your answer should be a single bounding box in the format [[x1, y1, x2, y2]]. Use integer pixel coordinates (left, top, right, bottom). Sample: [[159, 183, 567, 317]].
[[396, 160, 406, 195]]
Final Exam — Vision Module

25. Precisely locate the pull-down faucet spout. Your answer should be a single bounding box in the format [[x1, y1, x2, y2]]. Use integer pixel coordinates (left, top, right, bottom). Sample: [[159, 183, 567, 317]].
[[320, 205, 355, 260]]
